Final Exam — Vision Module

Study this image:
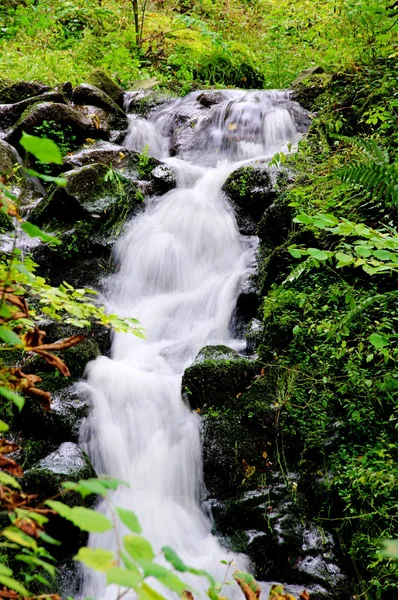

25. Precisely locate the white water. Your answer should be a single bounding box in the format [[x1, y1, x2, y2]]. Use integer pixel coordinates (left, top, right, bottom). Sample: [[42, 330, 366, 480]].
[[80, 90, 308, 599]]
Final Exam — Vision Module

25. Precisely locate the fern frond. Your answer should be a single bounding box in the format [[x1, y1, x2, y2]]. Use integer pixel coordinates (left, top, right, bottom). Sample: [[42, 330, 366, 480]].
[[339, 161, 398, 206]]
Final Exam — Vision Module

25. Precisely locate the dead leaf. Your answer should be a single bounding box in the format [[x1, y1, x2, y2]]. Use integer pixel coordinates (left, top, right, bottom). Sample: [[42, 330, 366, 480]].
[[30, 334, 85, 352], [14, 517, 40, 538], [0, 439, 20, 455], [0, 456, 23, 477], [181, 592, 194, 600], [234, 573, 260, 600], [22, 327, 46, 348], [299, 592, 310, 600], [33, 350, 70, 377]]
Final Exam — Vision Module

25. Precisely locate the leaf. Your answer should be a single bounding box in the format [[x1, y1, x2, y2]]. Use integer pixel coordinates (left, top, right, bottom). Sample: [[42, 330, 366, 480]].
[[63, 478, 109, 498], [138, 583, 167, 600], [381, 539, 398, 558], [162, 546, 215, 586], [21, 222, 61, 246], [0, 327, 22, 346], [106, 567, 141, 588], [0, 574, 30, 597], [288, 248, 303, 259], [234, 571, 260, 600], [0, 565, 13, 576], [0, 420, 9, 432], [0, 387, 25, 411], [369, 333, 390, 348], [0, 472, 21, 489], [335, 252, 354, 266], [2, 526, 37, 549], [123, 535, 154, 563], [293, 214, 313, 225], [140, 561, 188, 594], [25, 169, 67, 186], [116, 508, 142, 534], [20, 132, 62, 164], [74, 547, 115, 572], [45, 501, 112, 533]]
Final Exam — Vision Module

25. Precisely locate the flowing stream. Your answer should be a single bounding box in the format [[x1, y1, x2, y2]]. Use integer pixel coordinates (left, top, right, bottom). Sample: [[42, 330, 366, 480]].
[[80, 90, 309, 599]]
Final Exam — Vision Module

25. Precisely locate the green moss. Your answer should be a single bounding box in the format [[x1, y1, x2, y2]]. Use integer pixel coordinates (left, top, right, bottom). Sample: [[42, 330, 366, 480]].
[[86, 69, 124, 105]]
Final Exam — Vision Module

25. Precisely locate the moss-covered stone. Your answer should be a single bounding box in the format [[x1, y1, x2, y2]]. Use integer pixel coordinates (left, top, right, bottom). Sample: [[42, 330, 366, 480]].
[[0, 90, 67, 129], [182, 345, 256, 409], [86, 69, 124, 107], [72, 83, 128, 130], [223, 166, 275, 223], [0, 80, 50, 104]]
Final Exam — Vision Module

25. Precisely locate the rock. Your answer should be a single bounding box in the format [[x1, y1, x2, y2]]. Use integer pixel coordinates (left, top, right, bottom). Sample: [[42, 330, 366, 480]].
[[0, 137, 20, 176], [0, 138, 44, 209], [17, 385, 90, 445], [246, 319, 263, 354], [0, 90, 68, 130], [4, 102, 109, 150], [72, 83, 128, 130], [63, 141, 142, 177], [291, 66, 325, 87], [257, 199, 293, 248], [182, 345, 256, 410], [197, 91, 224, 108], [151, 163, 177, 193], [87, 69, 124, 107], [0, 80, 50, 104], [129, 77, 160, 91], [23, 442, 95, 501], [29, 162, 140, 230], [222, 166, 276, 224], [124, 90, 175, 117]]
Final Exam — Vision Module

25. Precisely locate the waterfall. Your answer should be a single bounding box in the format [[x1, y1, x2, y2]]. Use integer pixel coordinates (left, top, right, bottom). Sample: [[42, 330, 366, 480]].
[[80, 90, 309, 599]]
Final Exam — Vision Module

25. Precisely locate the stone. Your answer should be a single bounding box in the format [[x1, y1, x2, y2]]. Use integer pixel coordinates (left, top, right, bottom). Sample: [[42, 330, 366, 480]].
[[0, 90, 68, 130], [72, 83, 128, 130], [151, 163, 177, 193], [222, 166, 276, 223], [291, 66, 325, 87], [245, 318, 263, 354], [4, 102, 109, 150], [62, 141, 142, 176], [182, 345, 256, 410], [0, 80, 50, 104], [257, 199, 293, 248], [23, 442, 95, 501], [0, 138, 44, 210], [86, 69, 124, 107]]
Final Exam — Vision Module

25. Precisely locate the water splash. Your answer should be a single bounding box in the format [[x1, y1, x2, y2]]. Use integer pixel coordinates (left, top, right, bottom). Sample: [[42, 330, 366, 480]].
[[80, 90, 309, 599]]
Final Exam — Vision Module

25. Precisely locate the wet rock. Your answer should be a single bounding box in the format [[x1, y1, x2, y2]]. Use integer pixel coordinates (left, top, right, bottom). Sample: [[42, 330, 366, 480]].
[[151, 163, 177, 193], [125, 90, 175, 117], [72, 83, 128, 130], [197, 91, 224, 108], [291, 66, 325, 87], [17, 385, 90, 445], [182, 345, 256, 410], [246, 318, 263, 354], [0, 137, 19, 176], [0, 80, 50, 104], [0, 90, 68, 130], [23, 442, 95, 501], [4, 102, 109, 150], [86, 69, 124, 107], [0, 138, 44, 209], [30, 162, 140, 229], [62, 141, 142, 178], [257, 199, 293, 248], [223, 166, 275, 223]]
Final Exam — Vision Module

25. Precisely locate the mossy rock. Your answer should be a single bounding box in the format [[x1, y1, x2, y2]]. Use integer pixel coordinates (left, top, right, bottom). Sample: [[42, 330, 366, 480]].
[[86, 69, 124, 107], [182, 345, 256, 409], [0, 80, 50, 104], [0, 90, 67, 129], [30, 162, 141, 231], [257, 198, 293, 248], [72, 83, 128, 130], [291, 71, 333, 112], [222, 166, 276, 230]]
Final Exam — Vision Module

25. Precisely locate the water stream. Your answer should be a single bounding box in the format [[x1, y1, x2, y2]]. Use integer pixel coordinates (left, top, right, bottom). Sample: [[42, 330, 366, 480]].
[[80, 90, 309, 599]]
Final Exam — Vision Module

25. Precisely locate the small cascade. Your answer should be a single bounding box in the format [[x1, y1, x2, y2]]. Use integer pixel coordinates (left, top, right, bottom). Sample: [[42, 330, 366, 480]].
[[80, 89, 309, 599]]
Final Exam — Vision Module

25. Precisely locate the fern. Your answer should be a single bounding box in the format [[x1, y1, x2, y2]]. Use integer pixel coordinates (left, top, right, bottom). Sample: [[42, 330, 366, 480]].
[[336, 136, 398, 206]]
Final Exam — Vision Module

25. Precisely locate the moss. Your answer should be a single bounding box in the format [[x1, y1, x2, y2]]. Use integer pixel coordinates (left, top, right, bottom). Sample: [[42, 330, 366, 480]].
[[86, 69, 124, 106]]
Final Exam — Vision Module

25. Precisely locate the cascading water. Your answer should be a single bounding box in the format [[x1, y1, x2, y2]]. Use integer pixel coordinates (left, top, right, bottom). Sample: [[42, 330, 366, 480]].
[[80, 90, 309, 598]]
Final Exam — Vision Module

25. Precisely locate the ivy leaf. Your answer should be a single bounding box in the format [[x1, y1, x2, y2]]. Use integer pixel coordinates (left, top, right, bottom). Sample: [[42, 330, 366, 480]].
[[74, 547, 115, 572], [288, 247, 303, 259], [307, 248, 330, 261], [116, 508, 142, 534], [369, 333, 390, 348], [106, 567, 141, 588], [20, 132, 63, 164]]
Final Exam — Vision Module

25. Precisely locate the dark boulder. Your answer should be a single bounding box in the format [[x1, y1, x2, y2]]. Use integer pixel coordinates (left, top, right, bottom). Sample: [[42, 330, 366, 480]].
[[72, 83, 128, 130], [0, 80, 50, 104], [0, 90, 68, 130], [257, 199, 293, 248], [86, 69, 124, 107]]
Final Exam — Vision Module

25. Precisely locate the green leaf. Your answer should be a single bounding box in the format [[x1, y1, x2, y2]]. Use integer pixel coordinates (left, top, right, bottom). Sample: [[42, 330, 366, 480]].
[[74, 547, 115, 572], [162, 546, 215, 586], [0, 419, 9, 432], [0, 565, 13, 576], [106, 567, 141, 588], [116, 508, 142, 534], [288, 247, 303, 259], [2, 526, 37, 550], [20, 132, 62, 164], [140, 561, 188, 594], [307, 248, 330, 261], [381, 539, 398, 559], [0, 327, 22, 346], [38, 531, 61, 546], [0, 574, 30, 597], [0, 472, 21, 489], [15, 555, 56, 577], [45, 501, 112, 533], [25, 168, 67, 186], [293, 213, 313, 225], [335, 252, 354, 266], [369, 333, 390, 349], [62, 478, 109, 498], [123, 535, 154, 563], [138, 583, 167, 600], [21, 222, 61, 245], [0, 386, 25, 411]]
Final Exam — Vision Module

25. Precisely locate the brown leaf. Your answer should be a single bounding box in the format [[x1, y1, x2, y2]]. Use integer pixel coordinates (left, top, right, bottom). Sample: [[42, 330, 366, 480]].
[[0, 439, 20, 455], [22, 327, 46, 348], [0, 456, 23, 477], [25, 386, 51, 411], [0, 588, 20, 599], [0, 486, 37, 510], [235, 575, 260, 600], [181, 592, 194, 600], [32, 334, 85, 352], [33, 350, 70, 377], [299, 592, 310, 600], [15, 517, 40, 538]]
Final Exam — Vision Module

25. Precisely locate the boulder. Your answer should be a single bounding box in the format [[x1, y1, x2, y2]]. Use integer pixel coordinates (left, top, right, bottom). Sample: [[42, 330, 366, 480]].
[[0, 138, 44, 210], [63, 141, 144, 176], [0, 90, 68, 130], [23, 442, 95, 501], [4, 102, 109, 150], [0, 80, 50, 104], [151, 163, 177, 193], [182, 345, 256, 410], [29, 162, 140, 229], [245, 318, 263, 354], [257, 199, 293, 248], [72, 83, 128, 130], [291, 66, 325, 87], [86, 69, 124, 107], [222, 166, 276, 225], [0, 137, 19, 176]]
